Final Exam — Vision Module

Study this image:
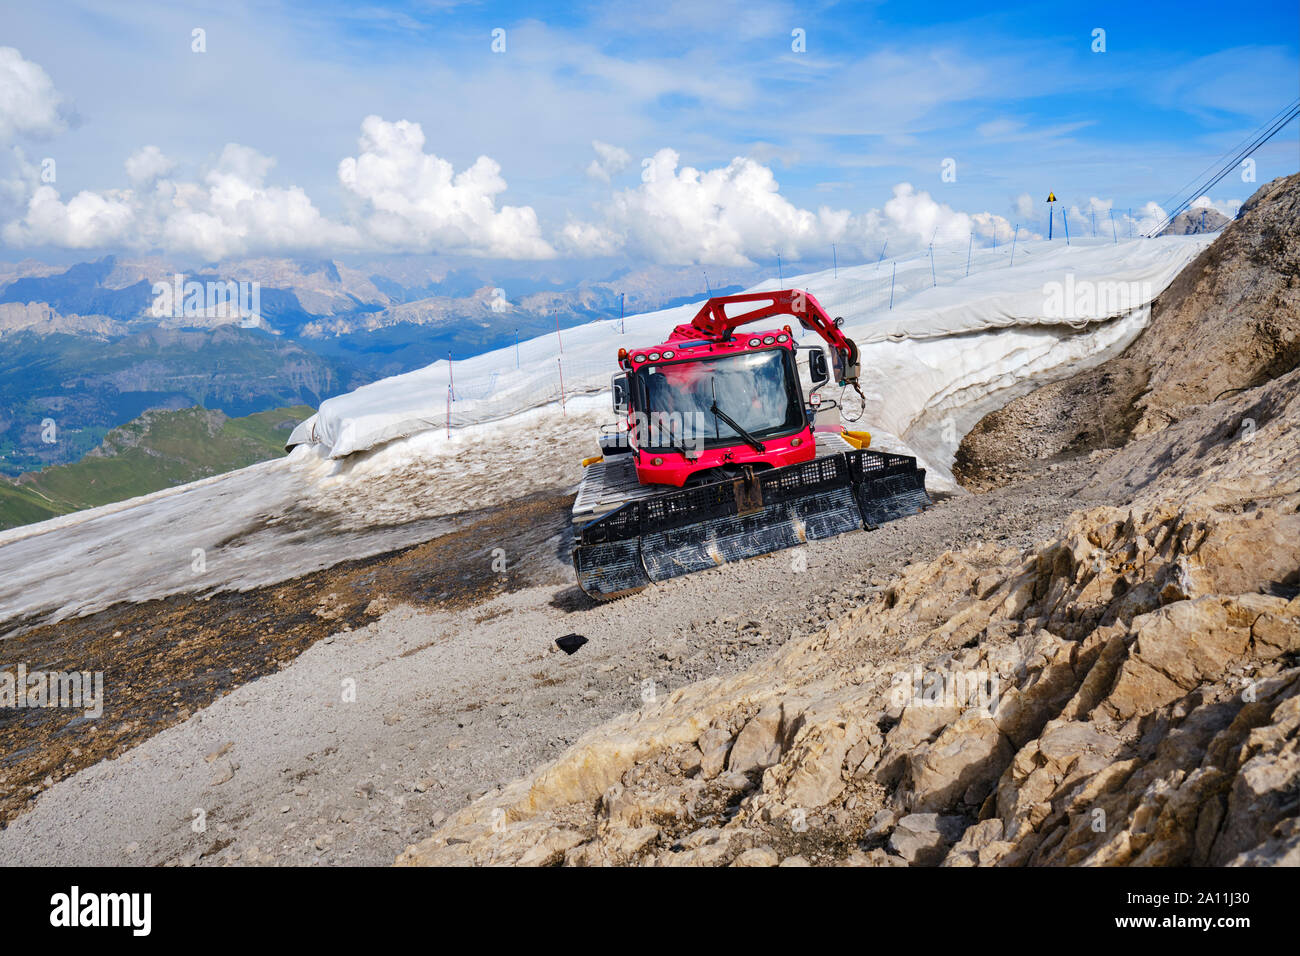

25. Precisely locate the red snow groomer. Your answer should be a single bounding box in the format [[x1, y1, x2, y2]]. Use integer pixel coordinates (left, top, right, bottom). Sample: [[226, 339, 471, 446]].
[[572, 289, 930, 599]]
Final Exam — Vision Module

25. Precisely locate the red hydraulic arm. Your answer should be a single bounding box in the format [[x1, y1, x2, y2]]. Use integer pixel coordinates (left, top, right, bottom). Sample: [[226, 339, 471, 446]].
[[680, 289, 861, 387]]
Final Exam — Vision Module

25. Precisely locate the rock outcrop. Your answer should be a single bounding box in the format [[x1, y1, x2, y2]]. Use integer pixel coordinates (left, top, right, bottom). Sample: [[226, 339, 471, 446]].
[[1160, 206, 1230, 236], [0, 301, 126, 338], [955, 173, 1299, 486]]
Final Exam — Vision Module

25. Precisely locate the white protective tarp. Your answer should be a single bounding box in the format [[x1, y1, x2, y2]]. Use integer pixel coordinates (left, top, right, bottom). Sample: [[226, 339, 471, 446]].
[[290, 236, 1212, 465]]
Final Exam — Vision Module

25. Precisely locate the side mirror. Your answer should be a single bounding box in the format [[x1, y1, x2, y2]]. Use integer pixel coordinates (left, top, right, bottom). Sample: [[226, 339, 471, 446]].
[[612, 373, 630, 416], [803, 347, 830, 388]]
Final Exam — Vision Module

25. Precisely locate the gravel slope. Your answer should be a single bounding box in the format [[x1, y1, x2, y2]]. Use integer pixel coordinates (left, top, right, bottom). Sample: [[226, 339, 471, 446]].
[[0, 458, 1101, 866]]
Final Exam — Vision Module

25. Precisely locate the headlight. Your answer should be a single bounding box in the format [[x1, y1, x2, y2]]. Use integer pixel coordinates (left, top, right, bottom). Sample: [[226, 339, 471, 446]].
[[748, 338, 761, 347], [762, 335, 775, 345]]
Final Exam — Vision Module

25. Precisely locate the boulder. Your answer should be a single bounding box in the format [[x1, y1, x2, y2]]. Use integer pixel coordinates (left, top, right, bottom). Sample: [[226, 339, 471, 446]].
[[728, 705, 785, 774], [888, 812, 968, 866]]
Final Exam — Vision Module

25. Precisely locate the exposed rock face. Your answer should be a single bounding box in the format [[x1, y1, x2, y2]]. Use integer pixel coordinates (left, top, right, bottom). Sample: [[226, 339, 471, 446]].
[[956, 173, 1300, 486], [1161, 206, 1230, 236], [0, 301, 126, 338]]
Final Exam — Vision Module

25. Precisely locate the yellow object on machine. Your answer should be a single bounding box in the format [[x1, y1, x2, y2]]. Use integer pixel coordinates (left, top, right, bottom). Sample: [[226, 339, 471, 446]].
[[840, 430, 872, 449]]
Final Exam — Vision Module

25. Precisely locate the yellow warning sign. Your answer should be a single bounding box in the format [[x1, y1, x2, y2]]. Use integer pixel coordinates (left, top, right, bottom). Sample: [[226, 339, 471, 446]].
[[1046, 192, 1057, 202]]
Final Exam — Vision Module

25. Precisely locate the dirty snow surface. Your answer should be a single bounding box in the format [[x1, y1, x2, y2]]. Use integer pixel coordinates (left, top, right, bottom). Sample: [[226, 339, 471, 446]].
[[0, 399, 606, 632]]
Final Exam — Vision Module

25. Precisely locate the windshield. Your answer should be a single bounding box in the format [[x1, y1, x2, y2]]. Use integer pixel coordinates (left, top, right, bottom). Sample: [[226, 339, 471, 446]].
[[636, 348, 803, 449]]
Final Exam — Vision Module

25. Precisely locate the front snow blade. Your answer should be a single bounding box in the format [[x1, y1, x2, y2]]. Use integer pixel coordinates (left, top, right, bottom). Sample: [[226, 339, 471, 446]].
[[573, 537, 650, 598], [572, 448, 930, 599], [855, 468, 931, 527], [641, 485, 861, 581]]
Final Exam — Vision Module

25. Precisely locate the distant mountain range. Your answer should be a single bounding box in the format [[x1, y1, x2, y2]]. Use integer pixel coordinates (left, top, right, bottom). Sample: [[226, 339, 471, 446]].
[[1160, 206, 1231, 235], [0, 254, 757, 477]]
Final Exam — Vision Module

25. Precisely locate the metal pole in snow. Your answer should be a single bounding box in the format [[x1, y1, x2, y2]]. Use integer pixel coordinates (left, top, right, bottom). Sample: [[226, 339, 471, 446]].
[[777, 254, 783, 289], [1010, 225, 1019, 267], [876, 240, 887, 270], [929, 244, 936, 287], [446, 385, 451, 438], [1110, 211, 1118, 244], [1048, 207, 1053, 240], [555, 315, 563, 353], [1091, 209, 1096, 237], [966, 232, 973, 276], [703, 271, 711, 295], [448, 351, 453, 401], [889, 261, 896, 309], [557, 358, 566, 416], [1063, 209, 1071, 245]]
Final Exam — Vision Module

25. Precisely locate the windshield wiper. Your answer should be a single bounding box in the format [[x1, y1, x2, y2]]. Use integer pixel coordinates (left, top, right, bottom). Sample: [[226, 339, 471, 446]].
[[709, 401, 766, 453]]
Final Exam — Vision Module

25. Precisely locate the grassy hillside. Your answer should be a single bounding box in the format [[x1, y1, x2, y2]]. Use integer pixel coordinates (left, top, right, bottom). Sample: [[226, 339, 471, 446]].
[[0, 405, 313, 531], [0, 325, 344, 475]]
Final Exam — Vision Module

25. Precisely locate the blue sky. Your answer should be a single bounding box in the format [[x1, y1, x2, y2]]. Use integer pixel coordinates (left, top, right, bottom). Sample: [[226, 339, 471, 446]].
[[1, 0, 1296, 266]]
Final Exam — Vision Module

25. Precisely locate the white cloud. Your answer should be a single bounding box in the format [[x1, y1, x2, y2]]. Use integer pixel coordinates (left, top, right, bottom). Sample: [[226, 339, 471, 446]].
[[124, 145, 175, 184], [884, 182, 992, 246], [0, 47, 66, 142], [1063, 196, 1128, 236], [0, 147, 41, 219], [1069, 196, 1113, 217], [3, 184, 134, 249], [1, 123, 1026, 265], [585, 140, 631, 183], [338, 115, 554, 259], [560, 148, 849, 265], [1128, 201, 1167, 237], [558, 219, 622, 257], [559, 149, 1019, 265], [4, 140, 358, 260], [1015, 192, 1035, 219], [2, 116, 554, 261]]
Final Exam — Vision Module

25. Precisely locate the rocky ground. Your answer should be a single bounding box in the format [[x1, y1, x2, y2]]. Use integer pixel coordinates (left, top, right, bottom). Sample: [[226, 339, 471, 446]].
[[3, 177, 1296, 869], [0, 454, 1100, 866], [0, 493, 569, 826], [397, 366, 1300, 868], [394, 176, 1299, 867]]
